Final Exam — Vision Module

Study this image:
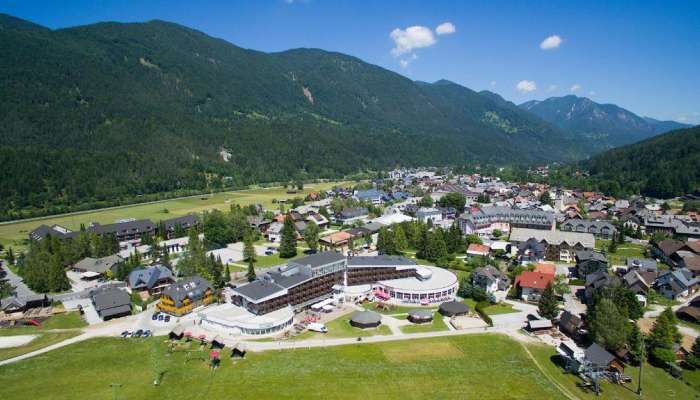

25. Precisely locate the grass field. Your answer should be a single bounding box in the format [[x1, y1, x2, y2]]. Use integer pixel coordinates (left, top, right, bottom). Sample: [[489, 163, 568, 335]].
[[292, 316, 392, 341], [0, 334, 570, 400], [595, 239, 647, 265], [360, 302, 437, 315], [399, 312, 448, 334], [0, 312, 86, 361], [0, 331, 80, 361], [464, 299, 520, 315], [0, 312, 87, 336], [0, 181, 348, 250]]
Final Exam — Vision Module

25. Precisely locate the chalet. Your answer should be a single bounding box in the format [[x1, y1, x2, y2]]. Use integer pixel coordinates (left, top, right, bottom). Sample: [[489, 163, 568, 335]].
[[575, 250, 608, 278], [514, 271, 555, 302], [127, 265, 175, 295], [510, 228, 594, 262], [516, 238, 546, 264], [584, 271, 619, 304], [584, 343, 624, 374], [1, 294, 51, 314], [622, 269, 657, 295], [558, 310, 583, 340], [354, 189, 385, 205], [162, 215, 200, 238], [471, 266, 510, 294], [560, 219, 616, 240], [247, 215, 272, 232], [89, 285, 131, 321], [87, 219, 156, 242], [157, 276, 214, 316], [654, 268, 698, 300], [266, 222, 284, 243], [416, 207, 443, 223], [319, 231, 354, 252], [306, 212, 329, 229]]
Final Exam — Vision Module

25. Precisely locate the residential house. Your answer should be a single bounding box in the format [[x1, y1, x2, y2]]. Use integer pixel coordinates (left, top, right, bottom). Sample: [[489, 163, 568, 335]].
[[1, 294, 52, 314], [514, 271, 555, 302], [622, 269, 657, 295], [584, 271, 619, 304], [558, 310, 584, 340], [127, 265, 175, 295], [354, 189, 385, 205], [89, 285, 131, 321], [157, 276, 214, 316], [247, 215, 272, 233], [335, 208, 369, 225], [306, 212, 329, 229], [652, 239, 699, 268], [466, 243, 490, 258], [72, 255, 124, 277], [517, 238, 546, 265], [560, 219, 616, 240], [416, 207, 443, 223], [458, 206, 554, 237], [471, 266, 510, 294], [510, 228, 595, 262], [162, 215, 200, 239], [575, 250, 608, 278], [654, 268, 698, 300], [626, 258, 658, 273], [584, 343, 624, 374], [87, 219, 156, 242], [266, 222, 284, 243]]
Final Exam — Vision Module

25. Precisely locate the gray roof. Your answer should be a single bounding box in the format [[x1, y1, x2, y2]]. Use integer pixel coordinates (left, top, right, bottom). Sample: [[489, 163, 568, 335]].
[[29, 224, 78, 241], [73, 255, 123, 274], [88, 219, 155, 236], [460, 206, 554, 227], [347, 255, 416, 267], [576, 250, 608, 263], [338, 207, 368, 219], [561, 219, 616, 234], [585, 343, 616, 367], [439, 300, 469, 316], [232, 279, 285, 302], [162, 215, 199, 231], [510, 228, 595, 248], [288, 251, 345, 269], [161, 276, 212, 307], [89, 285, 131, 318], [626, 258, 657, 271], [350, 310, 382, 325], [128, 265, 174, 290], [407, 309, 433, 319], [265, 270, 311, 289]]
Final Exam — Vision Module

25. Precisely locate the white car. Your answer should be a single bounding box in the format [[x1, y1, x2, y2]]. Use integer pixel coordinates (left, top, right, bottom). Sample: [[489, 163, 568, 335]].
[[307, 323, 328, 333]]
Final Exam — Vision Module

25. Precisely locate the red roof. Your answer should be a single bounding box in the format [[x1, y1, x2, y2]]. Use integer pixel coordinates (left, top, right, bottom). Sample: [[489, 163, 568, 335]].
[[515, 271, 555, 290], [533, 263, 556, 275], [467, 244, 490, 255]]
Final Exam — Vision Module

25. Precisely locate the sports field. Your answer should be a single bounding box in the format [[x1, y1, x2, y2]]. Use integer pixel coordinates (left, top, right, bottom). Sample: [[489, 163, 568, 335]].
[[0, 181, 348, 249]]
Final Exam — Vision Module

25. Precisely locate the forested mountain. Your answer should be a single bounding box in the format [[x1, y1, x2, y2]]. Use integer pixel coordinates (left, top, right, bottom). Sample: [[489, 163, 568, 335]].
[[0, 14, 586, 220], [581, 126, 700, 198], [519, 95, 690, 148]]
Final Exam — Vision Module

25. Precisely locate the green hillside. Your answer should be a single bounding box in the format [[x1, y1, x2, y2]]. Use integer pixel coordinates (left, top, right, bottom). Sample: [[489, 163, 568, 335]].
[[0, 14, 582, 220]]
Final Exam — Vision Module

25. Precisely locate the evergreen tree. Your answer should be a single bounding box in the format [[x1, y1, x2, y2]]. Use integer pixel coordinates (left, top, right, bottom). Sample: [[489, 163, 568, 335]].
[[304, 221, 320, 251], [539, 191, 553, 206], [608, 239, 617, 254], [538, 283, 559, 319], [243, 234, 256, 262], [648, 307, 681, 350], [393, 225, 408, 254], [423, 230, 448, 261], [224, 264, 231, 285], [5, 247, 14, 264], [445, 223, 463, 254], [419, 194, 433, 207], [687, 336, 700, 369], [47, 254, 70, 292], [628, 323, 646, 365], [246, 258, 256, 282], [588, 297, 630, 351], [279, 215, 297, 258], [377, 227, 396, 255]]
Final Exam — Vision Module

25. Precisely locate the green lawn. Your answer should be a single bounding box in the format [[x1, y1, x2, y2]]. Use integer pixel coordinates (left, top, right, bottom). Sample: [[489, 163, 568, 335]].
[[292, 316, 392, 341], [464, 299, 520, 315], [527, 343, 699, 399], [0, 334, 574, 400], [0, 331, 80, 361], [595, 240, 647, 265], [360, 302, 437, 316], [252, 250, 304, 268], [399, 312, 448, 334], [0, 181, 347, 250]]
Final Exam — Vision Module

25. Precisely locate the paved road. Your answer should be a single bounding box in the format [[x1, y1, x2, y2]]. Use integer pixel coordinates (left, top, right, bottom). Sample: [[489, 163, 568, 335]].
[[0, 262, 36, 298]]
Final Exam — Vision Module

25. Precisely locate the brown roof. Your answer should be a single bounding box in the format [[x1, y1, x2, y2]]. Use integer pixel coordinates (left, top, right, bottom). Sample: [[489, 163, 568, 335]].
[[320, 231, 353, 245], [515, 271, 555, 290], [657, 239, 687, 256], [534, 263, 556, 275], [467, 244, 490, 255], [685, 256, 700, 271]]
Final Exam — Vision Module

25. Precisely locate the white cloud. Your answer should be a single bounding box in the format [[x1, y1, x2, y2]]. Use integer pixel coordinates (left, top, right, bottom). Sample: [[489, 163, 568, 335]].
[[588, 90, 596, 96], [490, 81, 497, 87], [435, 22, 456, 35], [540, 35, 563, 50], [516, 80, 537, 93], [547, 84, 558, 92], [390, 26, 437, 56], [399, 53, 418, 68], [570, 84, 582, 92]]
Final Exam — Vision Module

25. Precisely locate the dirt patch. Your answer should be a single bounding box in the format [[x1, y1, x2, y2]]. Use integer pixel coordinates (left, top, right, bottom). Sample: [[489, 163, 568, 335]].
[[0, 334, 37, 349]]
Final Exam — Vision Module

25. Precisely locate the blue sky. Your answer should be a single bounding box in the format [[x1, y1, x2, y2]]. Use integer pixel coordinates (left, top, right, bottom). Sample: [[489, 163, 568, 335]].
[[2, 0, 699, 124]]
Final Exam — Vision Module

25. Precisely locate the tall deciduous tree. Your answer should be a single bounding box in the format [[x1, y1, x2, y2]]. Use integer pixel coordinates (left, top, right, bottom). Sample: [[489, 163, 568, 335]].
[[304, 221, 320, 251]]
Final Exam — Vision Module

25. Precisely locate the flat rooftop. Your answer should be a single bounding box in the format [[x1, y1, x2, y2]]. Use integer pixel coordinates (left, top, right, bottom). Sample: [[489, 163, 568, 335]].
[[379, 265, 457, 293]]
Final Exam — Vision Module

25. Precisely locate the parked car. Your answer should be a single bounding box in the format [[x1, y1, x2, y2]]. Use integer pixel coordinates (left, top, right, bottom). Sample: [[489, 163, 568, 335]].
[[265, 250, 274, 256], [121, 330, 132, 338], [133, 329, 144, 338], [158, 314, 164, 321], [151, 313, 159, 321], [143, 329, 152, 337], [164, 316, 170, 323]]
